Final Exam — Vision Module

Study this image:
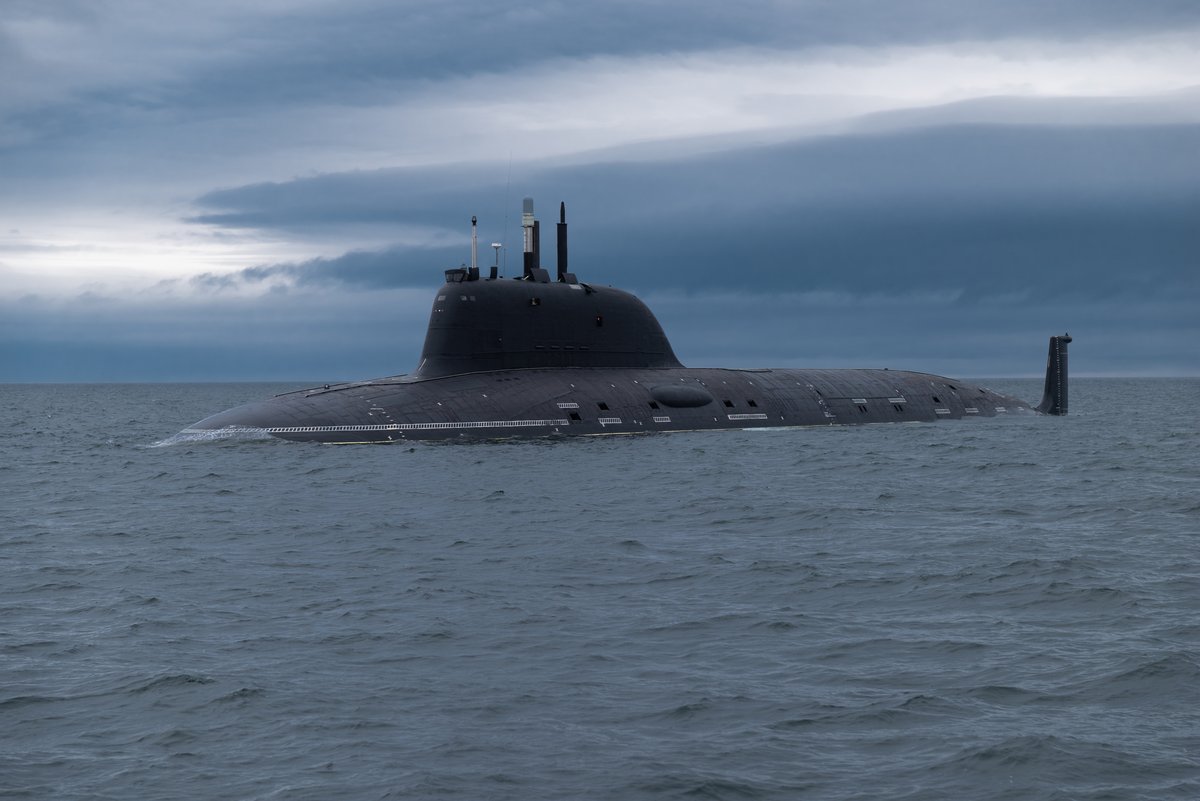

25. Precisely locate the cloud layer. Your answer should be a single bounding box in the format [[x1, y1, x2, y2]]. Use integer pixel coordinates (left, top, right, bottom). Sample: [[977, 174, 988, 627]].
[[2, 1, 1198, 379]]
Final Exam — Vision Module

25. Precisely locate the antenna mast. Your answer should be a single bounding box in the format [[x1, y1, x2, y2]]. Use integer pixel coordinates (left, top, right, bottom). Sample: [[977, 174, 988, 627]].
[[470, 215, 478, 274]]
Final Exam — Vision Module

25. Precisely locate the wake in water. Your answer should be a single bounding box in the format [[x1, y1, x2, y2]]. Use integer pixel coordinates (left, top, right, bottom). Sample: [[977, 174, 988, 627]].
[[147, 427, 276, 448]]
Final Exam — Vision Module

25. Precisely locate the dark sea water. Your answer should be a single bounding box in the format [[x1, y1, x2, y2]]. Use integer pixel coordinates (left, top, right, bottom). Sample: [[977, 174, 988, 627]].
[[2, 378, 1197, 800]]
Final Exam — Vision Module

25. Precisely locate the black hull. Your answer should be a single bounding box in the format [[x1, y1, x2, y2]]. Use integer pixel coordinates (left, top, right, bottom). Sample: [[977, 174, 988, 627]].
[[180, 200, 1068, 444], [186, 366, 1036, 444]]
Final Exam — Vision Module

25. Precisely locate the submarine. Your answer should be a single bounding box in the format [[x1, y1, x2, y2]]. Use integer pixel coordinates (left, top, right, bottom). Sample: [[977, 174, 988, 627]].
[[184, 198, 1070, 444]]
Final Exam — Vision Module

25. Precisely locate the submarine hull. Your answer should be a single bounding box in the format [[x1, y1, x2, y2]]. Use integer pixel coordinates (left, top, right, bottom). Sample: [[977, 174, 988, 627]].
[[185, 366, 1037, 444], [181, 199, 1067, 444]]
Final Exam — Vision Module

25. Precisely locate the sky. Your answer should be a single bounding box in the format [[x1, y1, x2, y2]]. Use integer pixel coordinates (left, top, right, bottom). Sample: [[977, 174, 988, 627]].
[[2, 0, 1198, 381]]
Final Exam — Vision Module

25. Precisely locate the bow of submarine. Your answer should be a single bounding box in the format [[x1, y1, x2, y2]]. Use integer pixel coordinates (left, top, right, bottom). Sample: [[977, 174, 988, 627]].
[[184, 382, 395, 442]]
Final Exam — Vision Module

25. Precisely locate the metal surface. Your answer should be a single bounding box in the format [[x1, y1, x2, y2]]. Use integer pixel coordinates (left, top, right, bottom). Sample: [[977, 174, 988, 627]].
[[187, 200, 1070, 443]]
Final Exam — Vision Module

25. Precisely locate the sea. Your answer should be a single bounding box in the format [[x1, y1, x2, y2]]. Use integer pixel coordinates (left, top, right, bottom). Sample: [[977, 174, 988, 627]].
[[2, 378, 1197, 801]]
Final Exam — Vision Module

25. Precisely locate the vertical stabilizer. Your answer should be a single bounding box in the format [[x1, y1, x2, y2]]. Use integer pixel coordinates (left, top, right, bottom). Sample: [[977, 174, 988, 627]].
[[1036, 334, 1072, 415]]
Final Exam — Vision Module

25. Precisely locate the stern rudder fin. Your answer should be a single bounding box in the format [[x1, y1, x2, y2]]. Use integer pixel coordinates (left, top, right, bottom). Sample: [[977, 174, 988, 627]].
[[1036, 333, 1072, 415]]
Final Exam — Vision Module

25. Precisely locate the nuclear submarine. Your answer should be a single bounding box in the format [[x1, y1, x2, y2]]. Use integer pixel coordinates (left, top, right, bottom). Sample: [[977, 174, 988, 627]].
[[183, 198, 1070, 443]]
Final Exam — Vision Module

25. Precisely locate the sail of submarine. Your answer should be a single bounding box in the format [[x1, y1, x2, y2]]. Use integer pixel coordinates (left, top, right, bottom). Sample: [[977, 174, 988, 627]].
[[183, 198, 1071, 443]]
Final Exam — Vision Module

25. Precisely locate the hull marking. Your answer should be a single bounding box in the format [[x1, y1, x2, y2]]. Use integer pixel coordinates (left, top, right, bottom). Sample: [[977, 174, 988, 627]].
[[222, 419, 572, 435]]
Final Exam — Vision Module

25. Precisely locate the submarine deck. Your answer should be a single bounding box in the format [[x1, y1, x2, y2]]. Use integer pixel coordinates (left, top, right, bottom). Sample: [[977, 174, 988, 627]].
[[187, 366, 1033, 444]]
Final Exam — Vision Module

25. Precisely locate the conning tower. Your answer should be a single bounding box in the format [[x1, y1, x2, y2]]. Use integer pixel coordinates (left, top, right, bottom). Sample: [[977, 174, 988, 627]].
[[413, 200, 683, 378]]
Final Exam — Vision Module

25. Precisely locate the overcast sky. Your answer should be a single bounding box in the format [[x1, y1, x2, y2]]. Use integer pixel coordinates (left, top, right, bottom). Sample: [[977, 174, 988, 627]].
[[2, 0, 1197, 381]]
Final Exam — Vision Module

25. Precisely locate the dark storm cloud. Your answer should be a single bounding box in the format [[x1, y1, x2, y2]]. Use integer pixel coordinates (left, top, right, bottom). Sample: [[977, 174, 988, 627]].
[[7, 1, 1198, 132], [5, 1, 1199, 381], [152, 116, 1200, 379], [188, 245, 462, 291], [81, 1, 1200, 110], [190, 165, 483, 231], [190, 120, 1200, 302]]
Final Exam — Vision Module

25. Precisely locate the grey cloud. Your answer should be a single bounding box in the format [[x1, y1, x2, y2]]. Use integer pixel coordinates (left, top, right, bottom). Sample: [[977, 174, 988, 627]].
[[6, 1, 1199, 125], [855, 88, 1200, 132], [187, 121, 1200, 301], [188, 246, 464, 292], [94, 3, 1200, 105], [3, 2, 1197, 210], [189, 272, 244, 291], [5, 2, 1199, 382], [128, 116, 1199, 380]]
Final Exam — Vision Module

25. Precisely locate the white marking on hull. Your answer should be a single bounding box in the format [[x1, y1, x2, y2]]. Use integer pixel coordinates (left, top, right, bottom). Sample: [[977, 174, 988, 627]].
[[188, 418, 571, 436]]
